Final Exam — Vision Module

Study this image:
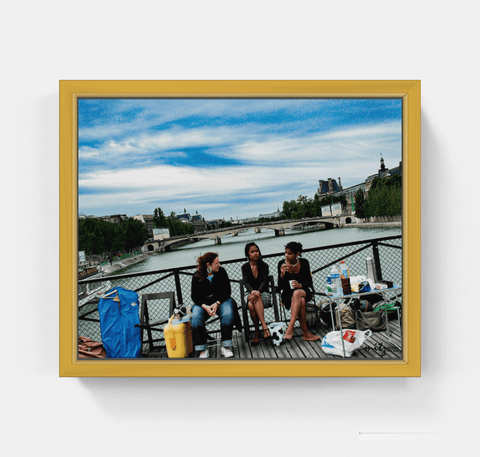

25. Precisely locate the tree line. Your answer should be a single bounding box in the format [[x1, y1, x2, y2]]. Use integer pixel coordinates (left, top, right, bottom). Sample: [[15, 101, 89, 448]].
[[78, 217, 148, 256], [281, 174, 401, 220], [282, 194, 348, 219], [354, 175, 402, 218], [153, 208, 195, 237]]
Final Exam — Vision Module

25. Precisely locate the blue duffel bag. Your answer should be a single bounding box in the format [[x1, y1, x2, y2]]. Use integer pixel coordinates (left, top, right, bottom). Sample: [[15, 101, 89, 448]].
[[97, 287, 141, 358]]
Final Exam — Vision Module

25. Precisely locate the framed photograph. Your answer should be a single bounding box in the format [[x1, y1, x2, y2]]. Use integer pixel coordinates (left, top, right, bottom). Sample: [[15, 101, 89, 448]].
[[60, 80, 420, 377]]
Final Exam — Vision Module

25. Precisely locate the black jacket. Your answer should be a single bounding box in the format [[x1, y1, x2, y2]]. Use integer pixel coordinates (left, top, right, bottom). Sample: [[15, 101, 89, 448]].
[[241, 260, 270, 294], [191, 267, 232, 305]]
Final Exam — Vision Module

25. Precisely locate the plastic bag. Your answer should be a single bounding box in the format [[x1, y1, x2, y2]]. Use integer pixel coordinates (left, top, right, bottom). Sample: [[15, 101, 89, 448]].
[[321, 329, 372, 358]]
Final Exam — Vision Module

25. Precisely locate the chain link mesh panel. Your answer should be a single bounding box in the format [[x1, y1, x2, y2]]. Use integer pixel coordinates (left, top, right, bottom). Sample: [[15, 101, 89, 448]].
[[78, 235, 402, 348]]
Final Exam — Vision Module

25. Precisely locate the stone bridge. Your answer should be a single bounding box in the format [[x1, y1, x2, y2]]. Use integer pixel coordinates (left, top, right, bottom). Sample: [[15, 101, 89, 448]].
[[142, 216, 357, 252]]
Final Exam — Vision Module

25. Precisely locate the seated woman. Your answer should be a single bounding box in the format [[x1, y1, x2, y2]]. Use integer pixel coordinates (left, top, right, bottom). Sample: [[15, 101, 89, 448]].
[[242, 242, 271, 345], [191, 252, 235, 359], [277, 241, 320, 342]]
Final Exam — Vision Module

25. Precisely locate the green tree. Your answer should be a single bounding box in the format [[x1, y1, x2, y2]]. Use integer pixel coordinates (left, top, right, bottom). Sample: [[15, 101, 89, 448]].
[[153, 207, 167, 228], [354, 188, 365, 218], [364, 176, 402, 218]]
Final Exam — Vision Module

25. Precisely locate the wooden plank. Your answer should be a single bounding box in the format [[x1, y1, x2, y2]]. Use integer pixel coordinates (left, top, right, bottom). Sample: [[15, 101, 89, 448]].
[[293, 338, 318, 359], [233, 331, 249, 359], [271, 337, 294, 359], [250, 339, 265, 359], [260, 339, 279, 359], [282, 329, 308, 359]]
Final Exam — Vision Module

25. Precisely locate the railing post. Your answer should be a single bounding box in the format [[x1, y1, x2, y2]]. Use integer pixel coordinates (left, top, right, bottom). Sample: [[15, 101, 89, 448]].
[[174, 270, 183, 306], [372, 241, 383, 281]]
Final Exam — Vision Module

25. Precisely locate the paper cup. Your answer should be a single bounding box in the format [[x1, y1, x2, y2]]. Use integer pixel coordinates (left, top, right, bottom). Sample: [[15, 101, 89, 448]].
[[289, 280, 295, 289]]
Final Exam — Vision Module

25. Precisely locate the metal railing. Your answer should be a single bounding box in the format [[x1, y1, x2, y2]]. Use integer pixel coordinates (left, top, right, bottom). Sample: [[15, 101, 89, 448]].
[[78, 235, 402, 351]]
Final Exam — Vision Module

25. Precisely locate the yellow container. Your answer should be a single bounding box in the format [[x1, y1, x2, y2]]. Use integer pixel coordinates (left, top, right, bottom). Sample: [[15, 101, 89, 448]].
[[163, 316, 193, 358]]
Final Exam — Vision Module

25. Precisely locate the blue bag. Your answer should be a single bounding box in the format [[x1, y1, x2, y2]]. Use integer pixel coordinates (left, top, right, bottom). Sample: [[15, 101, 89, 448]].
[[97, 287, 141, 358]]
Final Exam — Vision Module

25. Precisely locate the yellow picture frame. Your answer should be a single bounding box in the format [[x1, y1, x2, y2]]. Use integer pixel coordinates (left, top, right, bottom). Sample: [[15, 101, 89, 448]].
[[60, 80, 420, 377]]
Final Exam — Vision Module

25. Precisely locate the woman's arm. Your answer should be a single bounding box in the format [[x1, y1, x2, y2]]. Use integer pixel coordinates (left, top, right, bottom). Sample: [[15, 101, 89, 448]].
[[298, 258, 314, 292], [277, 260, 287, 292], [215, 268, 232, 303], [241, 263, 254, 294], [257, 261, 270, 293], [191, 275, 205, 305]]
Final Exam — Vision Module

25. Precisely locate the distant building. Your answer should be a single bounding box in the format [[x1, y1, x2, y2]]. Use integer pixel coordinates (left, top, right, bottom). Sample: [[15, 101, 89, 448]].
[[100, 214, 128, 223], [132, 214, 154, 237], [324, 158, 403, 214], [259, 210, 283, 219], [317, 178, 343, 197], [176, 212, 192, 222], [207, 219, 223, 229], [192, 219, 208, 232], [153, 228, 170, 240]]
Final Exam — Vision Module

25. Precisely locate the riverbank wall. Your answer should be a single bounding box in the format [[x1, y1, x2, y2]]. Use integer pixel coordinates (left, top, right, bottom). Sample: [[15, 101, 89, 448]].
[[102, 252, 156, 275]]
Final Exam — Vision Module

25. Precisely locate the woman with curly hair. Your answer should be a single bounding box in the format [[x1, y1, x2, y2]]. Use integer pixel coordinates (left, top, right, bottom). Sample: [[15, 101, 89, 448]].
[[191, 252, 235, 358]]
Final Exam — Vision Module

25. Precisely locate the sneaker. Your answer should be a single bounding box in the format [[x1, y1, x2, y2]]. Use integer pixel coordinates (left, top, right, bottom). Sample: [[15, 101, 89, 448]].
[[199, 349, 210, 359], [221, 346, 234, 358]]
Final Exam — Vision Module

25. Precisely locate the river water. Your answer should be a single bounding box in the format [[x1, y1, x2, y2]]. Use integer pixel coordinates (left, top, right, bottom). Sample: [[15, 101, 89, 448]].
[[115, 225, 402, 275]]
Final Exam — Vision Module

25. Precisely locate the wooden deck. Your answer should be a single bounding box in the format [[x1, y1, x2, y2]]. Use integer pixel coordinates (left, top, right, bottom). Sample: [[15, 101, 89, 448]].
[[149, 319, 403, 360]]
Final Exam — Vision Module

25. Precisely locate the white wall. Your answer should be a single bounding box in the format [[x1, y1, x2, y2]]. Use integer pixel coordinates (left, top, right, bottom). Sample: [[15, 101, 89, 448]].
[[1, 1, 476, 456]]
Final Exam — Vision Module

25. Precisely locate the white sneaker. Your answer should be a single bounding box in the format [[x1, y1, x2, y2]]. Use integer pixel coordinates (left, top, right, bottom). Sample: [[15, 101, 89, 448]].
[[221, 347, 234, 358], [199, 349, 210, 359]]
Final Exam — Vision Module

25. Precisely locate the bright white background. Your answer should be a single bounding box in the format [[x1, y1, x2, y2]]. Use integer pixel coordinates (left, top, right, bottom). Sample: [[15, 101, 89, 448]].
[[1, 1, 477, 456]]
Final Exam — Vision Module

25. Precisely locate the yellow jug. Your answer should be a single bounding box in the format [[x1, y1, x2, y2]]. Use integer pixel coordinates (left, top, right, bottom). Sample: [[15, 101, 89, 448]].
[[163, 315, 193, 358]]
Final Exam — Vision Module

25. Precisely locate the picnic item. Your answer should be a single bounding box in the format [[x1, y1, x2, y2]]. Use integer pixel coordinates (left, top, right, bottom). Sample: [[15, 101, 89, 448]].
[[339, 260, 350, 278], [319, 300, 337, 327], [334, 302, 356, 330], [355, 309, 387, 332], [164, 315, 193, 358], [330, 265, 341, 296], [341, 277, 352, 295], [374, 301, 401, 320], [98, 287, 141, 358], [321, 329, 372, 357], [357, 281, 371, 293], [78, 336, 106, 358], [349, 298, 373, 314], [366, 257, 378, 283], [268, 322, 287, 346]]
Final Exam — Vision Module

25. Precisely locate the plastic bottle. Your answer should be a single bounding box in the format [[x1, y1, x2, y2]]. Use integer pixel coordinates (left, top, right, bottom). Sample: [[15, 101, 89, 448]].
[[339, 260, 350, 278], [330, 265, 341, 296], [326, 274, 333, 294], [339, 261, 351, 294]]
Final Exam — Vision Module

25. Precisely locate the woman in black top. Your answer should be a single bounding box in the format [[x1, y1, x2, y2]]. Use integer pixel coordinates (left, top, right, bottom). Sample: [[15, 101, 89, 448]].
[[191, 252, 235, 359], [241, 242, 271, 345], [277, 241, 320, 342]]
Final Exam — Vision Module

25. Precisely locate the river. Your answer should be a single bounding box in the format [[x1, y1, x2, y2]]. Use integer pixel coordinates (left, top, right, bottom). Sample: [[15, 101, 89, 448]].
[[113, 225, 402, 275]]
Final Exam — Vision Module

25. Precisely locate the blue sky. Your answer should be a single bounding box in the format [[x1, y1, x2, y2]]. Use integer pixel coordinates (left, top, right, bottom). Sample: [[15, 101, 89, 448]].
[[78, 98, 402, 220]]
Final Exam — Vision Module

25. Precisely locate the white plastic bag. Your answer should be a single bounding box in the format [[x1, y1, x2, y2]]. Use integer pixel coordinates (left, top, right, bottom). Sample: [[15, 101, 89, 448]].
[[321, 329, 372, 358]]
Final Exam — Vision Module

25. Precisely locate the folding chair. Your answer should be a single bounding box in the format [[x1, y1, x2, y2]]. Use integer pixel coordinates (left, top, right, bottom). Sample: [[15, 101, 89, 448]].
[[135, 292, 176, 357], [239, 275, 279, 343]]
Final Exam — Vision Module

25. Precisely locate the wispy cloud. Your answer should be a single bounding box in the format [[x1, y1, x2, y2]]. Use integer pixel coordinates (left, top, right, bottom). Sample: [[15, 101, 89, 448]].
[[78, 98, 402, 218]]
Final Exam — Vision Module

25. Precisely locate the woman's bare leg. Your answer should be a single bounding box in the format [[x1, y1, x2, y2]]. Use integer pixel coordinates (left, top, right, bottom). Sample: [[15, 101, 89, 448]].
[[253, 297, 270, 337], [285, 290, 305, 339], [285, 290, 320, 341], [298, 300, 321, 341], [247, 301, 261, 343]]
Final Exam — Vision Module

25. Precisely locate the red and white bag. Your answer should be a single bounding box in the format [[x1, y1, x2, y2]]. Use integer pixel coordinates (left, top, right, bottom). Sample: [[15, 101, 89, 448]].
[[321, 329, 372, 358]]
